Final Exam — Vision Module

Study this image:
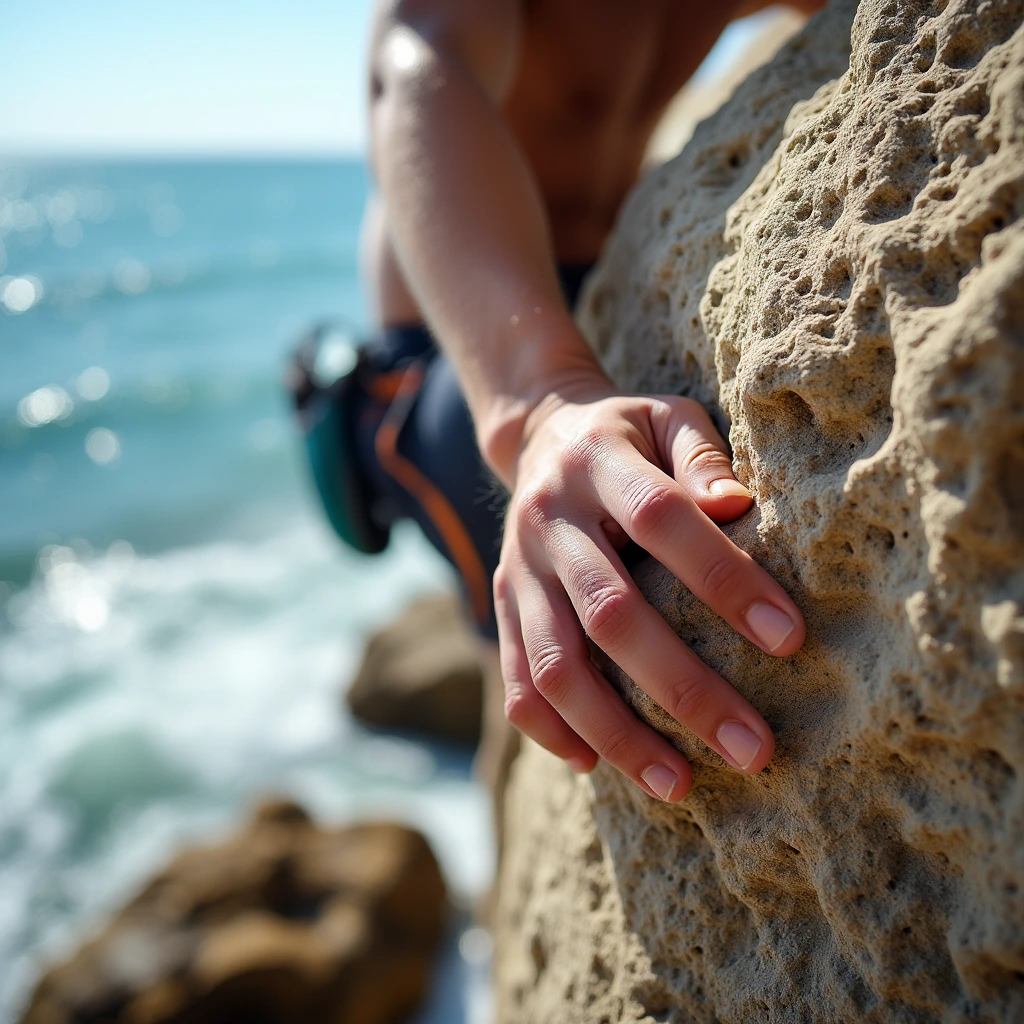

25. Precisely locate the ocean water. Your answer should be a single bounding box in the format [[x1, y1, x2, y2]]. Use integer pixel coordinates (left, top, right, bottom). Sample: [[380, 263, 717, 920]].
[[0, 160, 492, 1022]]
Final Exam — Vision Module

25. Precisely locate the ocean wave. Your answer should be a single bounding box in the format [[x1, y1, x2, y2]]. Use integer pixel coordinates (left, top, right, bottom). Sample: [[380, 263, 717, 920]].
[[0, 520, 489, 1021]]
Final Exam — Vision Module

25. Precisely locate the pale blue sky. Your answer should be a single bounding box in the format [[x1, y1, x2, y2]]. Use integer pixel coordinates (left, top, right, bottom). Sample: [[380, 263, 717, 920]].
[[2, 1, 764, 157], [2, 0, 374, 155]]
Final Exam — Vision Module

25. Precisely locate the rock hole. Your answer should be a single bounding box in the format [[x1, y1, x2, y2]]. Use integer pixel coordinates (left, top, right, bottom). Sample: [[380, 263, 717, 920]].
[[823, 259, 853, 299], [531, 934, 547, 974], [591, 955, 614, 985], [727, 144, 750, 169], [938, 26, 987, 70], [954, 83, 990, 119], [864, 181, 914, 222], [820, 190, 845, 229]]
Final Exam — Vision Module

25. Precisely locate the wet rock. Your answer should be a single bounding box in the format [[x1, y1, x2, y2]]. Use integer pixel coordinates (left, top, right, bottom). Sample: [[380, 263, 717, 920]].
[[495, 1, 1024, 1021], [21, 799, 447, 1024], [347, 593, 485, 746]]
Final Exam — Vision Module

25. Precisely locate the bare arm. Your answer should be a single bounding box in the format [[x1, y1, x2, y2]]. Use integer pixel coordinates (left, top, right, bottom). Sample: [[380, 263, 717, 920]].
[[370, 0, 806, 800], [370, 0, 598, 480]]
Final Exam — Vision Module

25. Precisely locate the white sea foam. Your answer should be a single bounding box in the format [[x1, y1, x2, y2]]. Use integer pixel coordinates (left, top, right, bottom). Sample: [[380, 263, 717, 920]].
[[0, 518, 492, 1021]]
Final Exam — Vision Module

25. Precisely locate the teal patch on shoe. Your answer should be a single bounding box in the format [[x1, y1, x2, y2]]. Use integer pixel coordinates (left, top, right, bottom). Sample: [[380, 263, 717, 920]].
[[288, 325, 390, 556]]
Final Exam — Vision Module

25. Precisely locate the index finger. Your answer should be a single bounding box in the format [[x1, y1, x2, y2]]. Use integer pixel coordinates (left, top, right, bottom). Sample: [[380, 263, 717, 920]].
[[588, 442, 806, 658]]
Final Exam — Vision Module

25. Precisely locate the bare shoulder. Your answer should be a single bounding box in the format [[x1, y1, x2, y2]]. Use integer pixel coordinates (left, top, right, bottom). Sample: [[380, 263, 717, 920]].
[[370, 0, 522, 99]]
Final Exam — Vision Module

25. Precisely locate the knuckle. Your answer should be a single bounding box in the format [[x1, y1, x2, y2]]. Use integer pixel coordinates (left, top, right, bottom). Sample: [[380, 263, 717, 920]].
[[625, 482, 680, 539], [530, 645, 575, 703], [595, 725, 633, 764], [683, 442, 731, 475], [698, 553, 743, 603], [504, 690, 535, 731], [516, 483, 560, 531], [664, 674, 715, 725], [579, 586, 633, 647], [562, 424, 605, 472]]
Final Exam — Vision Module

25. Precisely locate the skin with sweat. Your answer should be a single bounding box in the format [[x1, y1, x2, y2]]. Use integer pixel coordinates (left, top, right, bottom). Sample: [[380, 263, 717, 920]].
[[365, 0, 822, 802]]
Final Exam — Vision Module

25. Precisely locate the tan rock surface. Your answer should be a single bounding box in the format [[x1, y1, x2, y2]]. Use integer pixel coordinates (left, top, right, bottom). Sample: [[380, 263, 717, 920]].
[[21, 799, 447, 1024], [645, 8, 807, 165], [347, 593, 485, 746], [495, 1, 1024, 1021]]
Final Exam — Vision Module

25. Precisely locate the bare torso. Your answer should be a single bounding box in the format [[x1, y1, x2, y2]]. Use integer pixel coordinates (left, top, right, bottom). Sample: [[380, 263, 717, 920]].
[[369, 0, 758, 323], [505, 0, 747, 262]]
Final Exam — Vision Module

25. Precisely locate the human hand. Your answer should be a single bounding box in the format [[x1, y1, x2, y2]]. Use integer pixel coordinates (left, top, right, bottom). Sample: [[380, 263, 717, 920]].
[[493, 376, 805, 802]]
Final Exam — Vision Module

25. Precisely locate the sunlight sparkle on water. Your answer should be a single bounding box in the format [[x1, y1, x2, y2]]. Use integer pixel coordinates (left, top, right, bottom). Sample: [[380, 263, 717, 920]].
[[2, 275, 43, 314], [85, 428, 121, 465], [17, 386, 73, 428], [76, 367, 111, 402]]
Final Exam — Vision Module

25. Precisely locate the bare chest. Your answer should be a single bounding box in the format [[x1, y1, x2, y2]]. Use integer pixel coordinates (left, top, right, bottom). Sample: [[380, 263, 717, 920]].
[[505, 0, 744, 135]]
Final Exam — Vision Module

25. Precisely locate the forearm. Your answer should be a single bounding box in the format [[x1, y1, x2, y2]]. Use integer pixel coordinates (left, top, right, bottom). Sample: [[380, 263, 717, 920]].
[[370, 14, 609, 484]]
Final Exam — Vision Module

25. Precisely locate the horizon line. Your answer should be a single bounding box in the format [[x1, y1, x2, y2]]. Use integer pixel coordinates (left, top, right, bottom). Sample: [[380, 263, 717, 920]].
[[1, 146, 368, 163]]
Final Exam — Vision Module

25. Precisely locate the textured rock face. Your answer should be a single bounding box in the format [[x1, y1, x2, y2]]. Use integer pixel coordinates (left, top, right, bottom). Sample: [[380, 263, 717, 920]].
[[23, 800, 447, 1024], [495, 2, 1024, 1022]]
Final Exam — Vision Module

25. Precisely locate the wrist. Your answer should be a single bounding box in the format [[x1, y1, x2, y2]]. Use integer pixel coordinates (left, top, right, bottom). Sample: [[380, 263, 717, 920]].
[[477, 354, 615, 489]]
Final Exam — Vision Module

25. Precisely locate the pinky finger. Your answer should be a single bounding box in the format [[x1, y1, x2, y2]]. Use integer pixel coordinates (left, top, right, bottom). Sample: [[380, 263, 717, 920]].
[[494, 567, 598, 772]]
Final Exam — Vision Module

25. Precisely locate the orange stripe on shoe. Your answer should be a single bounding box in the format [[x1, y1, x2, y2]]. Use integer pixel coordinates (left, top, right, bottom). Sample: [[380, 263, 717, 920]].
[[366, 370, 406, 403], [374, 366, 492, 628]]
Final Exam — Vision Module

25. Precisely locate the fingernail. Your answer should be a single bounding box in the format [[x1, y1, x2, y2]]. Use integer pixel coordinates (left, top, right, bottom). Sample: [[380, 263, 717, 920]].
[[640, 764, 678, 801], [567, 757, 591, 774], [708, 478, 751, 498], [717, 720, 763, 771], [745, 600, 796, 652]]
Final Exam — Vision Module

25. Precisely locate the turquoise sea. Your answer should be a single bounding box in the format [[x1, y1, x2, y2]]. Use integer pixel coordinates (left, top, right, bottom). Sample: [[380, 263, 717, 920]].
[[0, 160, 492, 1021]]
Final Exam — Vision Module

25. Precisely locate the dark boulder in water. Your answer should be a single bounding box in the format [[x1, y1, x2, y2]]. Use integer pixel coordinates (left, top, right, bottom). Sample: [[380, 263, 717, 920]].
[[20, 798, 447, 1024], [347, 593, 485, 747]]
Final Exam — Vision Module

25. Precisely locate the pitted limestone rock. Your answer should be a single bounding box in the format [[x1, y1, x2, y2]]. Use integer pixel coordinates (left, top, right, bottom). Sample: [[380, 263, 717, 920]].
[[494, 1, 1024, 1021]]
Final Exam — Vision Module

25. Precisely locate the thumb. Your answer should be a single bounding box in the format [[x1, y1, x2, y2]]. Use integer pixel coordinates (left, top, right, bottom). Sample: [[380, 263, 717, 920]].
[[657, 395, 753, 523]]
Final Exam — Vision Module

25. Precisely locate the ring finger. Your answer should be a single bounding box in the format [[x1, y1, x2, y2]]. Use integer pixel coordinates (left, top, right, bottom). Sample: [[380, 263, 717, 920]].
[[511, 560, 693, 801]]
